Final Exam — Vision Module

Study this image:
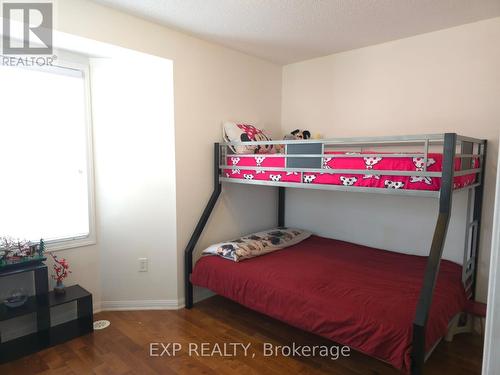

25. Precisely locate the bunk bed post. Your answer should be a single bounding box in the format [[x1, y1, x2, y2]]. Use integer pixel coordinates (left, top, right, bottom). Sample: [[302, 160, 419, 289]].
[[472, 140, 487, 298], [278, 187, 286, 227], [411, 133, 456, 375], [184, 143, 222, 309]]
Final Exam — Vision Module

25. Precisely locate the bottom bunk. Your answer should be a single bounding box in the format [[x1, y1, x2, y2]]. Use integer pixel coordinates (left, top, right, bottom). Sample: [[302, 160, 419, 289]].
[[191, 235, 466, 373]]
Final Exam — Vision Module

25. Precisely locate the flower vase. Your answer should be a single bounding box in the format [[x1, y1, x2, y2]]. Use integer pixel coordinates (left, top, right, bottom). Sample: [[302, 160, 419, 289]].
[[54, 281, 66, 295]]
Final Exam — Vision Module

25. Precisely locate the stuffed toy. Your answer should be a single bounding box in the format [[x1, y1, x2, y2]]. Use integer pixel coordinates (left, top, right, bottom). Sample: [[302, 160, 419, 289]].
[[284, 129, 311, 140]]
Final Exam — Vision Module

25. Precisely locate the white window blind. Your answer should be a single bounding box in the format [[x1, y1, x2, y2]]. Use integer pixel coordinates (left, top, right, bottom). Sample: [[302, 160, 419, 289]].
[[0, 64, 92, 243]]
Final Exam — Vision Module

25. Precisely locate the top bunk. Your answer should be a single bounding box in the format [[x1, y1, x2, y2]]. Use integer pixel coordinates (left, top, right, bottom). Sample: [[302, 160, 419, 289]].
[[218, 133, 485, 198]]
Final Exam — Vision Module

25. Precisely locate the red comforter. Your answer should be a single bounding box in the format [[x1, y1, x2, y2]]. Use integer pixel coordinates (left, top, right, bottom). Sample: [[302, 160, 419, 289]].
[[191, 235, 466, 372]]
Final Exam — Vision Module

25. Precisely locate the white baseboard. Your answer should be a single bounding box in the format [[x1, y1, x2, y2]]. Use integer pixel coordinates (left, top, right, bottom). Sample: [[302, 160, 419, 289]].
[[99, 289, 215, 312], [100, 299, 182, 311]]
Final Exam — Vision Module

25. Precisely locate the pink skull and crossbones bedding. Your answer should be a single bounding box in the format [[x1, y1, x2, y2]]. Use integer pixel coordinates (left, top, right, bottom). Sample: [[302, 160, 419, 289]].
[[223, 152, 479, 191]]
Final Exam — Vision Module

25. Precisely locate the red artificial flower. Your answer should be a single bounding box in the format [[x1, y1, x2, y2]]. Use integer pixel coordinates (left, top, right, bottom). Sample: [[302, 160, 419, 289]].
[[50, 253, 72, 283]]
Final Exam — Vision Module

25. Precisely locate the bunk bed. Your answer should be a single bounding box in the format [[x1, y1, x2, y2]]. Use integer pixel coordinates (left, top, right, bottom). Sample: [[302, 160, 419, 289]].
[[184, 133, 486, 375]]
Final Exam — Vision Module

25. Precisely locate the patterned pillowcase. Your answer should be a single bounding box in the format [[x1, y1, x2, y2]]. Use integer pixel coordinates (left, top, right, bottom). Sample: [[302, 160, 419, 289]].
[[202, 228, 311, 262], [223, 122, 276, 154]]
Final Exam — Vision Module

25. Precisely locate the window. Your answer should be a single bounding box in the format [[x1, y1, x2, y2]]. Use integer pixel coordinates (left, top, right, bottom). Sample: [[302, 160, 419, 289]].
[[0, 62, 95, 249]]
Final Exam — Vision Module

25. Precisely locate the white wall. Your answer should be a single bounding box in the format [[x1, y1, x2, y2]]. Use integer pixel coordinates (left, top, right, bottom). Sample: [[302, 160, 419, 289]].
[[90, 56, 177, 307], [286, 189, 469, 264], [52, 0, 282, 306], [282, 17, 500, 302]]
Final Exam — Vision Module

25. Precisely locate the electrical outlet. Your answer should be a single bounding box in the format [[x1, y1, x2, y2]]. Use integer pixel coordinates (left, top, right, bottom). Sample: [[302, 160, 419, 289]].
[[138, 258, 148, 272]]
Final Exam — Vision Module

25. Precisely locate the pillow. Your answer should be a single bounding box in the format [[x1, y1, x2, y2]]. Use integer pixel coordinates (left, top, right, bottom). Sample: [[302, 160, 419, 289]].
[[223, 122, 276, 154], [202, 227, 311, 262]]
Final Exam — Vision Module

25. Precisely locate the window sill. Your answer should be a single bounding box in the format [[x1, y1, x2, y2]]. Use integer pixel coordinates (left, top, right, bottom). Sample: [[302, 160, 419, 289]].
[[46, 235, 96, 253]]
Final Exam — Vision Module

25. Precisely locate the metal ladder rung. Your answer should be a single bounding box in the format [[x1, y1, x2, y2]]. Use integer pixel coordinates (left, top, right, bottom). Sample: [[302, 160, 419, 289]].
[[465, 257, 476, 271], [468, 220, 478, 229]]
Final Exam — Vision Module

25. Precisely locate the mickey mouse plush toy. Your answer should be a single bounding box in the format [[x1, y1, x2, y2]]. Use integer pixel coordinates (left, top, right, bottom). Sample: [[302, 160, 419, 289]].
[[284, 129, 311, 140]]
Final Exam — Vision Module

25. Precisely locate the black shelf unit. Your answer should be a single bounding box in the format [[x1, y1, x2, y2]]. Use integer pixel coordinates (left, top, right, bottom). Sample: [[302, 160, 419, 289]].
[[0, 295, 39, 321], [0, 261, 93, 364], [49, 285, 94, 345]]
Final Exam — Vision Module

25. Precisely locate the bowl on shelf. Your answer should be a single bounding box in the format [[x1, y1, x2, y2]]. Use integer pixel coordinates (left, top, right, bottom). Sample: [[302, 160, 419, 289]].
[[3, 288, 28, 308]]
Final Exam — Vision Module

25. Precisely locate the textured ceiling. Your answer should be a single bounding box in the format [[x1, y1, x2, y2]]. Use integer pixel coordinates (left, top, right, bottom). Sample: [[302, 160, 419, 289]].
[[91, 0, 500, 64]]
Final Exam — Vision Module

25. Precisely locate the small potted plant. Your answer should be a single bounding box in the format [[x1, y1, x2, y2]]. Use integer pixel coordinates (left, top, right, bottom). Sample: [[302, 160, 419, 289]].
[[51, 253, 71, 295]]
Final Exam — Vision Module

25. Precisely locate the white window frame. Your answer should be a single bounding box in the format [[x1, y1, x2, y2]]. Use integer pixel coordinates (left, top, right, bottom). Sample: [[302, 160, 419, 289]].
[[7, 56, 97, 252]]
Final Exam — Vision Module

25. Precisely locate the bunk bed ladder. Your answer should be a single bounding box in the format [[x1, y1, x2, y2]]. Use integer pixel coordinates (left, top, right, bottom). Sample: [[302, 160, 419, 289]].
[[411, 134, 486, 374], [471, 141, 487, 299], [461, 140, 487, 299], [184, 143, 222, 309], [411, 133, 456, 375]]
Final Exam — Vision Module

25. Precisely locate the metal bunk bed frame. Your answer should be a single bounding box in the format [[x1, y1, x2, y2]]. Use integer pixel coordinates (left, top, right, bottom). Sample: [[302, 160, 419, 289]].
[[184, 133, 486, 375]]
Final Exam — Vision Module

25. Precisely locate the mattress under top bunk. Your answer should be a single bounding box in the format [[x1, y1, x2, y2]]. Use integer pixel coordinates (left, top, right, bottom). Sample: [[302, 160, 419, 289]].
[[222, 152, 479, 192], [191, 235, 466, 373]]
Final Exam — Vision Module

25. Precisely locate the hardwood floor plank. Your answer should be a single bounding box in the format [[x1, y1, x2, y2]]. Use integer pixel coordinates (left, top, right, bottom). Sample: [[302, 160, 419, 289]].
[[0, 296, 483, 375]]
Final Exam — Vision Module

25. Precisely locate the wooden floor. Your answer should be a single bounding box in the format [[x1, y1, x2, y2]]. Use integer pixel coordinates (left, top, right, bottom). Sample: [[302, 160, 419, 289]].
[[0, 295, 483, 375]]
